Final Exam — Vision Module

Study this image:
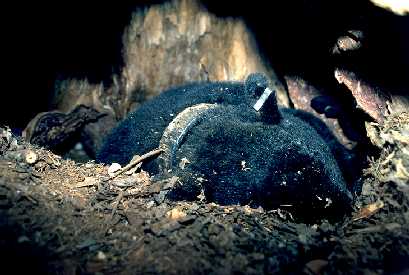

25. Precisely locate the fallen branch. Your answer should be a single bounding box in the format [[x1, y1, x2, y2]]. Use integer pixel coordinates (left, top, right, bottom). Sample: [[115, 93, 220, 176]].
[[23, 105, 104, 154], [110, 148, 162, 179]]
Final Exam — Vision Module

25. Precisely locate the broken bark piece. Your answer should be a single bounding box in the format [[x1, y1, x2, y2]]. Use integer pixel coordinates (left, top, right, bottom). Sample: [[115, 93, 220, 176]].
[[334, 69, 390, 123], [23, 105, 104, 154], [285, 76, 356, 149]]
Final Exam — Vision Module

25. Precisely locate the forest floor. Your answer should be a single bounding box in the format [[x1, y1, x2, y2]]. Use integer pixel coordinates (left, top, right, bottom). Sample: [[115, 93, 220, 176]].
[[0, 112, 408, 275]]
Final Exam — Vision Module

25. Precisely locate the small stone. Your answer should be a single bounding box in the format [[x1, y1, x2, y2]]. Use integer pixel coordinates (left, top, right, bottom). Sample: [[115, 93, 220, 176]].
[[25, 150, 38, 164], [96, 251, 107, 261], [108, 163, 122, 176], [146, 201, 155, 209]]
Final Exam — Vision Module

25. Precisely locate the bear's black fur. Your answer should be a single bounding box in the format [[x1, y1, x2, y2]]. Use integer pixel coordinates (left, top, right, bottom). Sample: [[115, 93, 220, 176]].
[[97, 74, 353, 219], [97, 79, 256, 166]]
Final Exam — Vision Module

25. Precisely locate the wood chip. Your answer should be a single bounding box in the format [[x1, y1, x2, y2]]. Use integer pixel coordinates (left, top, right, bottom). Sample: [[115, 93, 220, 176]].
[[25, 150, 38, 164], [353, 201, 384, 221]]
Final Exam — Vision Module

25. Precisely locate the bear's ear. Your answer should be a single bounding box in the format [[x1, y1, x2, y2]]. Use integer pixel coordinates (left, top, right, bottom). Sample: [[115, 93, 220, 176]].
[[245, 73, 269, 96], [245, 73, 282, 124]]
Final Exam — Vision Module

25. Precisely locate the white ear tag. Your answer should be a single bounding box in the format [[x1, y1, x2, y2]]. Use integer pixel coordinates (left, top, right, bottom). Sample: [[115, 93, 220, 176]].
[[253, 87, 273, 111]]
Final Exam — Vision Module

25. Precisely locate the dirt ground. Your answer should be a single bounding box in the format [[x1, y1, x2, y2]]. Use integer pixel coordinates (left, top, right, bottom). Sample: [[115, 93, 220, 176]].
[[0, 112, 408, 274]]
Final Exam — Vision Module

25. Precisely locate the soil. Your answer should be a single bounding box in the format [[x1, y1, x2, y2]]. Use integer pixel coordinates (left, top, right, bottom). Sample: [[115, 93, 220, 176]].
[[0, 117, 408, 274]]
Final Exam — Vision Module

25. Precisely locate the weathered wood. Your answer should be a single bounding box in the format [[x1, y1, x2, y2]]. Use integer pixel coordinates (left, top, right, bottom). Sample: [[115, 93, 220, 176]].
[[120, 0, 289, 114], [23, 105, 103, 154]]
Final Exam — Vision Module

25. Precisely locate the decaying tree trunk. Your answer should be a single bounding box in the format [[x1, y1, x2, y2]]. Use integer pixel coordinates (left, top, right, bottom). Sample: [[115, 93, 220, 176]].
[[51, 0, 288, 120], [120, 0, 289, 112]]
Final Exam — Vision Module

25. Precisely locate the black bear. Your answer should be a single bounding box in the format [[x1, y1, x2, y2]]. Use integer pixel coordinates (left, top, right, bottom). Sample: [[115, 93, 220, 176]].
[[97, 73, 353, 219]]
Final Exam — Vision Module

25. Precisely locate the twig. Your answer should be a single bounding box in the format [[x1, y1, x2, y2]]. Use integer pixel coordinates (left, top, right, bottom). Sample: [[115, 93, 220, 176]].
[[74, 181, 96, 188], [110, 191, 124, 220], [110, 148, 162, 179], [74, 177, 98, 188]]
